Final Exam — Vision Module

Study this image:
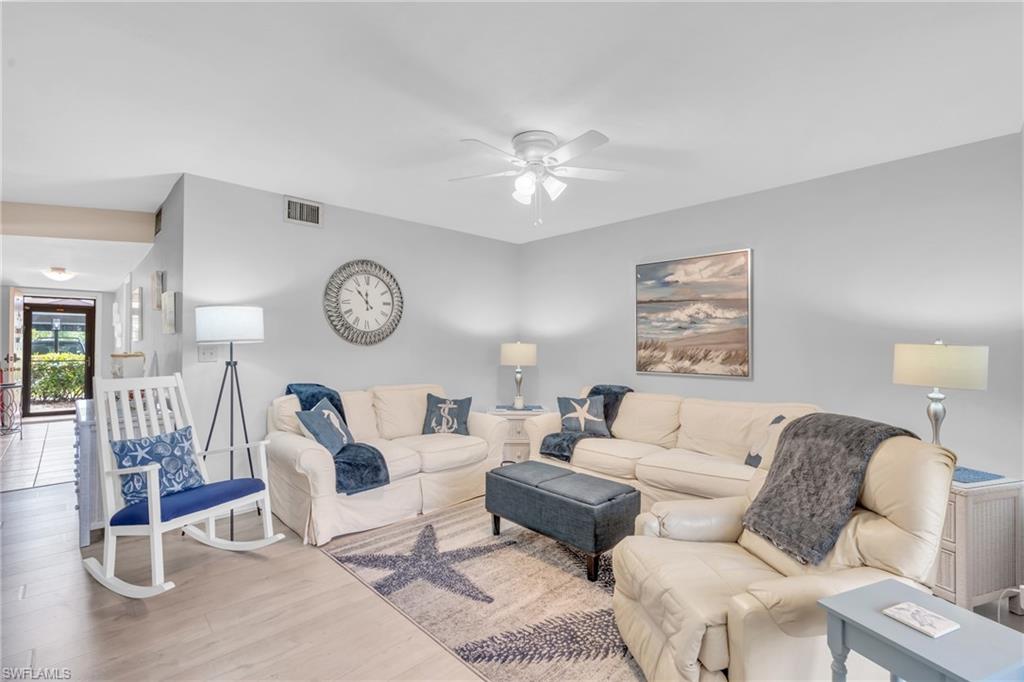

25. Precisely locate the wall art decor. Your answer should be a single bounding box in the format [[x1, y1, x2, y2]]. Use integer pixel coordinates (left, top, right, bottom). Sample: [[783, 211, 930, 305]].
[[636, 248, 751, 377], [130, 286, 143, 343], [150, 270, 165, 309], [161, 291, 176, 334]]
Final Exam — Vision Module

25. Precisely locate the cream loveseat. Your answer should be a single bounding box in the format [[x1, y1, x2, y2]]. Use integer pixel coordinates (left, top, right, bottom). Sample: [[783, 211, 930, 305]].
[[266, 383, 508, 545], [613, 436, 955, 682], [525, 387, 818, 509]]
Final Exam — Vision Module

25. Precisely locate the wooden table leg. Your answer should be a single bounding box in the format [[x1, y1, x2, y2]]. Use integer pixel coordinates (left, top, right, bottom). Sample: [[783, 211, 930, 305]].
[[491, 514, 500, 536], [586, 553, 599, 581], [826, 613, 849, 682]]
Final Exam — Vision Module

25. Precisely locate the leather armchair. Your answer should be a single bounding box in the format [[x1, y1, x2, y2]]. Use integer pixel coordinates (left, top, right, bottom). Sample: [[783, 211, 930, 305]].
[[613, 436, 955, 682]]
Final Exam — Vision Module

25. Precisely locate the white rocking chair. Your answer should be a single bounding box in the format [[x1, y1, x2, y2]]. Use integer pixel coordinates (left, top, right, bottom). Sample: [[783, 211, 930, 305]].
[[83, 373, 284, 598]]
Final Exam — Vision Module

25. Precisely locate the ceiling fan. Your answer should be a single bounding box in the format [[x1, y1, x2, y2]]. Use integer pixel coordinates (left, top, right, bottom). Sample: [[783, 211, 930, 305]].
[[450, 130, 623, 225]]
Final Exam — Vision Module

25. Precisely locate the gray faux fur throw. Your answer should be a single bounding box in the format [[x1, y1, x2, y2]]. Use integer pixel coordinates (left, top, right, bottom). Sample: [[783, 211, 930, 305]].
[[742, 413, 917, 565]]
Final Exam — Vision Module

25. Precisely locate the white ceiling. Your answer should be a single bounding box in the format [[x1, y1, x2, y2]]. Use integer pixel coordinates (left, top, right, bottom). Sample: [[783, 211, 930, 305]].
[[2, 2, 1020, 243], [1, 235, 150, 292]]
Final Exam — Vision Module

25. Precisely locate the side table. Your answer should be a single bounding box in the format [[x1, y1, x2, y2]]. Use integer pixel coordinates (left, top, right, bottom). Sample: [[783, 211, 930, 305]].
[[933, 476, 1023, 615], [489, 408, 544, 463], [819, 579, 1024, 682], [0, 382, 22, 439]]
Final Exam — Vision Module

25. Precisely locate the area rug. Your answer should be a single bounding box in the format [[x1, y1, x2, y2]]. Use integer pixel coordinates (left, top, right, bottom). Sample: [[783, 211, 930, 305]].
[[321, 498, 644, 681]]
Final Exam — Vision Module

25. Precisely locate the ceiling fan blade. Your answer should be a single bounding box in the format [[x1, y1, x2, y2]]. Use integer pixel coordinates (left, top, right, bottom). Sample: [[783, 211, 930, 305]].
[[459, 138, 523, 164], [552, 166, 624, 182], [448, 169, 519, 182], [544, 130, 609, 165]]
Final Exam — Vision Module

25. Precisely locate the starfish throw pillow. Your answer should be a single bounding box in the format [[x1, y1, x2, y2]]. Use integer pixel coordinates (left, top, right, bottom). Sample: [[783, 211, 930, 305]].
[[557, 396, 611, 436], [111, 425, 206, 506]]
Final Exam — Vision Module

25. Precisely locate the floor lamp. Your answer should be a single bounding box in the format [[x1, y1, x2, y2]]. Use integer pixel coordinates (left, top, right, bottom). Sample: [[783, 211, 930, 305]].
[[195, 305, 264, 540]]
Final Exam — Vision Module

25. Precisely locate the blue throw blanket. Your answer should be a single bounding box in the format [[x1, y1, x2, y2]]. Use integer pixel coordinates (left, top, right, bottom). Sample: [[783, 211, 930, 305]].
[[285, 383, 389, 495], [539, 384, 633, 463]]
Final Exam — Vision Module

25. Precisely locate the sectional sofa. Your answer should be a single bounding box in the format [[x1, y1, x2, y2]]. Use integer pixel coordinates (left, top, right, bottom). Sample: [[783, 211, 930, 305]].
[[265, 383, 508, 545], [525, 387, 819, 508]]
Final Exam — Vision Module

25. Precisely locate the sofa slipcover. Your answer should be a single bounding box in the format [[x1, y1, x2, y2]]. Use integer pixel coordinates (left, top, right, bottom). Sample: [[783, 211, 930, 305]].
[[636, 449, 755, 499]]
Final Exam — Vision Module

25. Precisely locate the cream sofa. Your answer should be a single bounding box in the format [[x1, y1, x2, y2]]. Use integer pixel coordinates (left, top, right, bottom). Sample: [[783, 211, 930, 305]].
[[613, 436, 955, 682], [265, 383, 508, 545], [524, 387, 818, 509]]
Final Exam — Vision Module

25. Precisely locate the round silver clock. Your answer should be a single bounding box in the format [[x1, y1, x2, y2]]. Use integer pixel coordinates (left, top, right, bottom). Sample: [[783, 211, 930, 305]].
[[323, 259, 404, 345]]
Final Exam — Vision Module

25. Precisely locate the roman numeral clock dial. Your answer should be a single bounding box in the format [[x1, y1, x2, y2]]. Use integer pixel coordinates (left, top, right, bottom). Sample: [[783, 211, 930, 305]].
[[323, 260, 404, 345]]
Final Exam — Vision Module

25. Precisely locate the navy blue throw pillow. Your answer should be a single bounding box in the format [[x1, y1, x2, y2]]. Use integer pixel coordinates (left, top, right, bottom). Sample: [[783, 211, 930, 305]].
[[557, 396, 611, 436], [297, 397, 355, 455], [111, 425, 206, 506], [423, 393, 471, 435], [744, 414, 788, 468]]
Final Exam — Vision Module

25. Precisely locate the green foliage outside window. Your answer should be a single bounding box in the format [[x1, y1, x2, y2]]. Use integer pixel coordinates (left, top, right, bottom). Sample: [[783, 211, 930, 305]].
[[30, 353, 86, 403]]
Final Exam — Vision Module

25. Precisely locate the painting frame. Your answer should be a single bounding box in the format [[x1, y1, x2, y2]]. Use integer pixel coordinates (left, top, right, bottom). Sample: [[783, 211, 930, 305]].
[[130, 286, 143, 343], [635, 248, 752, 378]]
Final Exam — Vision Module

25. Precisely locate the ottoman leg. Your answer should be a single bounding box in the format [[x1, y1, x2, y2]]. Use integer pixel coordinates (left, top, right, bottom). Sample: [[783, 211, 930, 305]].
[[492, 514, 501, 536], [587, 553, 599, 581]]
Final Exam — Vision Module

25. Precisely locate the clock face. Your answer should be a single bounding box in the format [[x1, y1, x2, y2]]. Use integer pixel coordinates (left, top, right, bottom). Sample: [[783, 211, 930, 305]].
[[324, 260, 403, 345]]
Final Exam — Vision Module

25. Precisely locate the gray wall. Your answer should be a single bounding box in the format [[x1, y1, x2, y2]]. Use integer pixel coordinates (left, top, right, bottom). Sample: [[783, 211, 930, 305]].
[[518, 135, 1023, 478], [127, 175, 184, 375], [179, 175, 519, 478]]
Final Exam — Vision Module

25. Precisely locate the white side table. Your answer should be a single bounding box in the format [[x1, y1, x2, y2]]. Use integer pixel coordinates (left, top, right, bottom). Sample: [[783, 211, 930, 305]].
[[489, 408, 544, 463], [933, 477, 1023, 615], [819, 579, 1024, 682]]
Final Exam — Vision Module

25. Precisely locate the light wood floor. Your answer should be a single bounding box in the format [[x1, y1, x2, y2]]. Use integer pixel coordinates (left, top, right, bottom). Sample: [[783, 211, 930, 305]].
[[0, 483, 480, 680]]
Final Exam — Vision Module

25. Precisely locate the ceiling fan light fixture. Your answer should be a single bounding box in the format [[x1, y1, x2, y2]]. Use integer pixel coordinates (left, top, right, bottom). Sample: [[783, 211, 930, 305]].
[[513, 170, 537, 195], [42, 266, 76, 282], [511, 189, 533, 205], [542, 174, 567, 201]]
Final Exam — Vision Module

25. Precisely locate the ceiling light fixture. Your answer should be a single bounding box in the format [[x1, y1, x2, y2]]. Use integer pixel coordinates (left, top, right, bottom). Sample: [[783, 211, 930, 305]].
[[542, 174, 567, 201], [42, 266, 76, 282]]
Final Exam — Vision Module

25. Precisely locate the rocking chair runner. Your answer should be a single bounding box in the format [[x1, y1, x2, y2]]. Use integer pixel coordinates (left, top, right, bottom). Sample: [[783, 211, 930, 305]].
[[83, 373, 284, 598]]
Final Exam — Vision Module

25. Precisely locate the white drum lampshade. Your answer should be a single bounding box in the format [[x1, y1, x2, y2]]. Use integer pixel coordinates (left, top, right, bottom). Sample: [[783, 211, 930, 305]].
[[500, 342, 538, 367], [195, 306, 264, 344], [892, 341, 988, 445]]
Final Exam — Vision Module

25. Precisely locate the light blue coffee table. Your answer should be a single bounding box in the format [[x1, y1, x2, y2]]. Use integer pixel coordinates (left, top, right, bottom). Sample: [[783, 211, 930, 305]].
[[819, 579, 1024, 681]]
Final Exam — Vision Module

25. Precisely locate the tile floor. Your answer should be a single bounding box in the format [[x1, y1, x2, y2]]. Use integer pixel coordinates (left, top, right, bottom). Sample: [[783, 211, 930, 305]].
[[0, 419, 76, 492]]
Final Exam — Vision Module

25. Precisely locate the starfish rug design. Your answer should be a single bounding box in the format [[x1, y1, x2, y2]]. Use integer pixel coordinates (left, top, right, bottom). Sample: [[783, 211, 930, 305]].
[[331, 524, 516, 603]]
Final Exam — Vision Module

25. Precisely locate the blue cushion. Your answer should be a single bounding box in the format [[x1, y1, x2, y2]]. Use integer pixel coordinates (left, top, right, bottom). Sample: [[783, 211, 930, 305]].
[[111, 426, 206, 506], [557, 396, 610, 436], [296, 397, 354, 455], [110, 478, 265, 526], [422, 393, 471, 435]]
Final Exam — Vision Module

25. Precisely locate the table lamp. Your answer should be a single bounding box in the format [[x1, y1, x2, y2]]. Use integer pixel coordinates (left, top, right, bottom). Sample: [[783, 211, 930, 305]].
[[500, 342, 537, 410], [892, 340, 988, 445], [195, 305, 264, 538]]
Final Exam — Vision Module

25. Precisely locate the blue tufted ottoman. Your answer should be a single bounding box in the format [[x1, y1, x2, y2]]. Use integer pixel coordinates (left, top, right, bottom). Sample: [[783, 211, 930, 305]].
[[485, 460, 641, 581]]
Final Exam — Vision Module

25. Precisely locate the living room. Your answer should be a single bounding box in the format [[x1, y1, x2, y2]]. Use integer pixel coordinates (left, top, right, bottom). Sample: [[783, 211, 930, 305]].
[[1, 2, 1022, 681]]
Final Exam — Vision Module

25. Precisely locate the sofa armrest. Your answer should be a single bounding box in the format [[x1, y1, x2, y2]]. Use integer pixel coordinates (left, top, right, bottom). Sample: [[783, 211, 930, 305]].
[[637, 496, 748, 541], [468, 411, 509, 461], [742, 567, 922, 638], [524, 412, 561, 459], [266, 431, 336, 498]]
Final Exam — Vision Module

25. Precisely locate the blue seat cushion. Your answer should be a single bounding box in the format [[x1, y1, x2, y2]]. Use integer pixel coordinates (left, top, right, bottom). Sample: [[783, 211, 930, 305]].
[[110, 478, 265, 526]]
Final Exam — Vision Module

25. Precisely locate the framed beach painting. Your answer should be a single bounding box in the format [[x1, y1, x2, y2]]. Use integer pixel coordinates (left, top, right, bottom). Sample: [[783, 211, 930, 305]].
[[636, 248, 751, 377]]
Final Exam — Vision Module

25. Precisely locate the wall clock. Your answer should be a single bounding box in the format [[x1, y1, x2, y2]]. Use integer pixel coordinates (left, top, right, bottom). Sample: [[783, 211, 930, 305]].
[[323, 259, 404, 345]]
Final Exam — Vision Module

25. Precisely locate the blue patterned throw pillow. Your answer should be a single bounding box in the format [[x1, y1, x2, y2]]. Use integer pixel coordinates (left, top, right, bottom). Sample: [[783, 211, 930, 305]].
[[558, 396, 610, 436], [111, 426, 206, 506], [423, 393, 471, 435], [296, 397, 355, 455]]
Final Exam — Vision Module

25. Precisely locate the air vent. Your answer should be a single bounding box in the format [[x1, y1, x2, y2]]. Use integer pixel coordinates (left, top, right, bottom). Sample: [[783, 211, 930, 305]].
[[284, 196, 321, 226]]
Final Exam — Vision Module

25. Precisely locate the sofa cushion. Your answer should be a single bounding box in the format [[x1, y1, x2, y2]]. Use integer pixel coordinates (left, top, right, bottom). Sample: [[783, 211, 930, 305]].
[[572, 438, 664, 480], [613, 535, 780, 674], [340, 390, 380, 442], [365, 439, 421, 481], [636, 449, 755, 498], [371, 384, 445, 439], [391, 433, 487, 473], [270, 394, 304, 435], [676, 399, 819, 459], [611, 393, 683, 448]]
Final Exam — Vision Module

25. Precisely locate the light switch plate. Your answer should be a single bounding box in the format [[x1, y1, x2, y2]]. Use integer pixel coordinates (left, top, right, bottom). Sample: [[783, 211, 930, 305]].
[[198, 346, 218, 363]]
